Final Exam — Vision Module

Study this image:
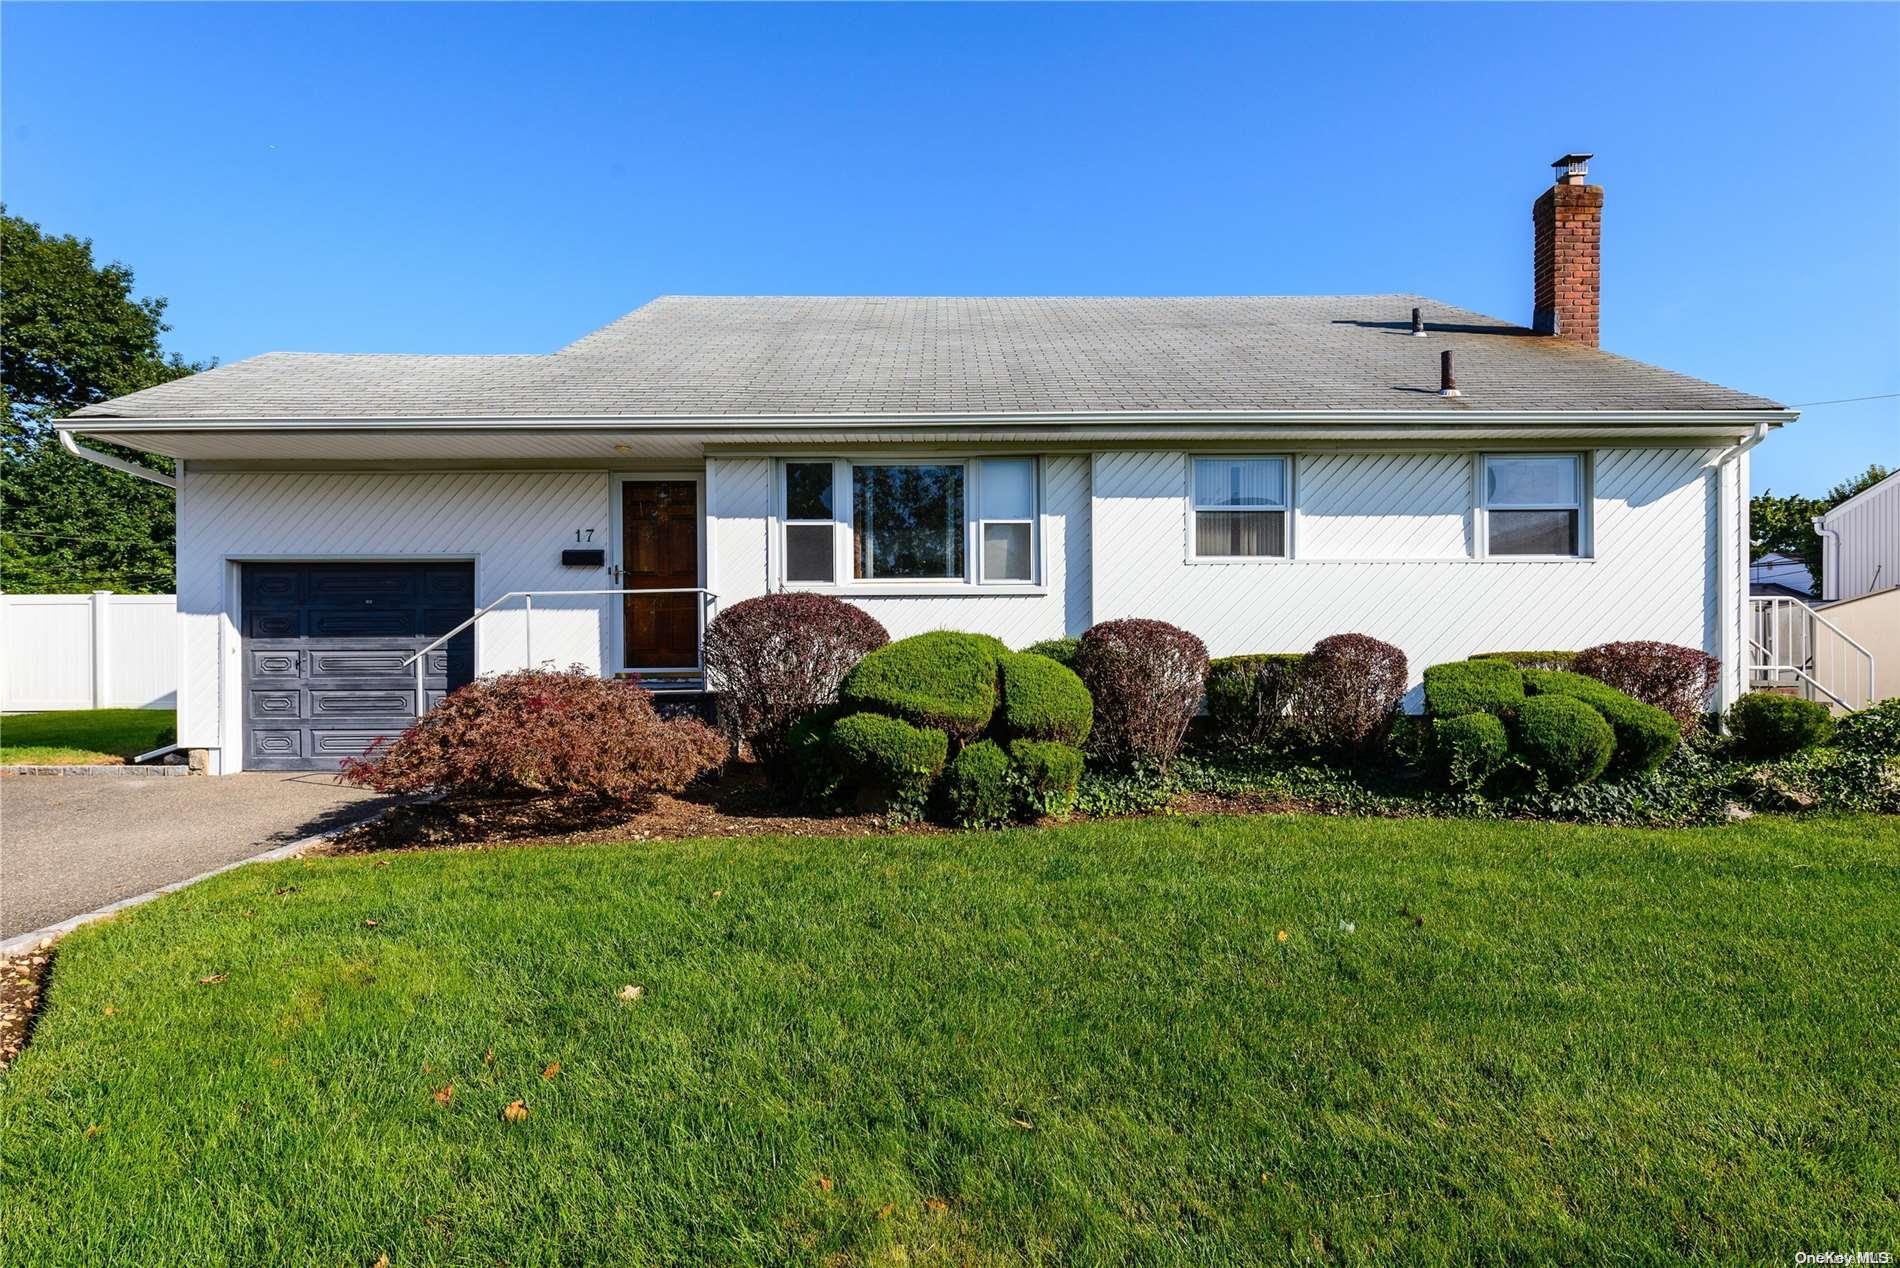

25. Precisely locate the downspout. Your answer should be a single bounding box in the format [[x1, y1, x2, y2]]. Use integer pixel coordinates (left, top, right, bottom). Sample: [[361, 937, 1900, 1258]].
[[1714, 421, 1772, 711], [58, 429, 178, 488], [1812, 514, 1840, 602]]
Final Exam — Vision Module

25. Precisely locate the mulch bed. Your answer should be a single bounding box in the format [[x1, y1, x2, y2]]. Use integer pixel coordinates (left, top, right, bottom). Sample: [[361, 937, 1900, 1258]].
[[0, 944, 53, 1071], [325, 764, 916, 854]]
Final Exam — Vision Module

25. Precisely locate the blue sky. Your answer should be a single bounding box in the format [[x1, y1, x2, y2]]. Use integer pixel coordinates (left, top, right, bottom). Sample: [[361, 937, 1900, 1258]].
[[4, 2, 1894, 494]]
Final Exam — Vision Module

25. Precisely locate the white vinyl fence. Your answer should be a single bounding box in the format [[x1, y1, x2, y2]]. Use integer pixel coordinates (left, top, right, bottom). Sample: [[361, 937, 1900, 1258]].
[[0, 592, 177, 712]]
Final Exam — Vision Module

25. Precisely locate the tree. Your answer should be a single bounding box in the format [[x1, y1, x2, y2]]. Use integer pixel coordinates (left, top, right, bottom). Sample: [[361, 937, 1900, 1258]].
[[2, 207, 206, 593], [1751, 463, 1892, 581]]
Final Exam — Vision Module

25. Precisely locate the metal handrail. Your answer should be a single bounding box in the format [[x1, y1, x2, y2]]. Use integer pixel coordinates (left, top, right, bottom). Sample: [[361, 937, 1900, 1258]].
[[1748, 637, 1852, 712], [401, 587, 717, 719], [1747, 595, 1875, 709]]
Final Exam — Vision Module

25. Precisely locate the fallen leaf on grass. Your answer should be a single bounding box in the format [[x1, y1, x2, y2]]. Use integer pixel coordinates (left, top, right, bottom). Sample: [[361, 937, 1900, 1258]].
[[362, 919, 379, 928], [483, 1048, 494, 1066], [924, 1198, 948, 1213], [84, 1124, 102, 1140], [877, 1203, 895, 1220], [816, 1176, 833, 1192], [432, 1084, 454, 1106], [197, 974, 227, 986], [617, 984, 645, 1003], [541, 1061, 561, 1080], [1009, 1117, 1035, 1130], [501, 1100, 529, 1123], [370, 1255, 389, 1268], [1276, 929, 1289, 944], [102, 1006, 116, 1017]]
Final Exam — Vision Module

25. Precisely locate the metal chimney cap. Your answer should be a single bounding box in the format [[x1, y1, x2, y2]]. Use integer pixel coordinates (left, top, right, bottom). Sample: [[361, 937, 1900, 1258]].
[[1552, 153, 1594, 185]]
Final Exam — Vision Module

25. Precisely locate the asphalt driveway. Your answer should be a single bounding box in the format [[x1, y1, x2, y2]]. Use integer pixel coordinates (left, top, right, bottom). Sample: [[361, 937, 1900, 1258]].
[[0, 773, 393, 940]]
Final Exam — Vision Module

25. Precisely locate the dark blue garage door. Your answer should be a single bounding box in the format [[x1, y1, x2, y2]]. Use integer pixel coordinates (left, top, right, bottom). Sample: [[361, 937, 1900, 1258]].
[[241, 562, 475, 771]]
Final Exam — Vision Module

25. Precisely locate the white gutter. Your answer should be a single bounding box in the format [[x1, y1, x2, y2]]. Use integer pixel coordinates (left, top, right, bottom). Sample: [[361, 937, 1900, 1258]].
[[58, 408, 1800, 434], [59, 429, 177, 488]]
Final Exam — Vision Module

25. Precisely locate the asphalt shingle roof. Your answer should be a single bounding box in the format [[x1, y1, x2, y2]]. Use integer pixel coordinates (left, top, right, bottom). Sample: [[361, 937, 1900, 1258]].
[[71, 295, 1783, 420]]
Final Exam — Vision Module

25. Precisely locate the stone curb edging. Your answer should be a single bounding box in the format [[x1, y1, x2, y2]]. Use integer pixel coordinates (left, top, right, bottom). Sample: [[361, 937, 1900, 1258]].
[[0, 810, 386, 957], [2, 764, 190, 777]]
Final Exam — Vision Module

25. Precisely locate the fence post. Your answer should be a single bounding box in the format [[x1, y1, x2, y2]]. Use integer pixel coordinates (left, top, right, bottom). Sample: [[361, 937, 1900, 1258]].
[[90, 590, 112, 709]]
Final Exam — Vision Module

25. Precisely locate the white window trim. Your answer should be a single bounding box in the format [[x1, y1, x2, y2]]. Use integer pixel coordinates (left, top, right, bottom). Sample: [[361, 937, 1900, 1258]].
[[772, 455, 1049, 595], [1185, 453, 1295, 563], [1474, 451, 1593, 561]]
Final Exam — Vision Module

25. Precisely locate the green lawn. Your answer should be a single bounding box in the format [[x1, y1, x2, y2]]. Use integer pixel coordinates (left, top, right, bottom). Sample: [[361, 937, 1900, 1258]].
[[0, 707, 175, 765], [2, 814, 1895, 1265]]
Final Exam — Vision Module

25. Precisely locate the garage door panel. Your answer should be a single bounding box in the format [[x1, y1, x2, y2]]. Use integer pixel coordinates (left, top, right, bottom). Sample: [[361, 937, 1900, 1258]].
[[242, 562, 473, 771]]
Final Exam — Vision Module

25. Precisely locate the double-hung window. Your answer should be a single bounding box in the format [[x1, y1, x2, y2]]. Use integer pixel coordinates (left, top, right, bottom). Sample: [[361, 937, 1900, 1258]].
[[1482, 454, 1585, 557], [778, 457, 1039, 587], [1191, 456, 1289, 558]]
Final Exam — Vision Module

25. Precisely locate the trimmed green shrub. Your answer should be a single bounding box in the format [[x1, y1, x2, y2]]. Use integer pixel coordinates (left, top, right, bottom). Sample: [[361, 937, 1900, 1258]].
[[1008, 739, 1084, 819], [1205, 653, 1306, 746], [1473, 650, 1579, 671], [941, 739, 1014, 828], [997, 651, 1093, 745], [1432, 712, 1510, 790], [1727, 691, 1834, 757], [840, 631, 1005, 738], [1423, 658, 1524, 720], [1512, 694, 1615, 788], [1523, 668, 1679, 776], [826, 711, 948, 816], [1834, 698, 1900, 756], [1020, 637, 1080, 671]]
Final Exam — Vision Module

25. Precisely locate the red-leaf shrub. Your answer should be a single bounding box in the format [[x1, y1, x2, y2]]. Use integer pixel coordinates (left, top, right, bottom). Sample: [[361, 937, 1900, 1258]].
[[1074, 618, 1208, 770], [1293, 633, 1408, 752], [1573, 641, 1720, 731], [703, 593, 889, 767], [339, 667, 725, 804]]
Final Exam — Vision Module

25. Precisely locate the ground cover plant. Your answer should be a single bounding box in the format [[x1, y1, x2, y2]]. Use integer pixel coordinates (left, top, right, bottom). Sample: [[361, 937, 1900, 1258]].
[[2, 814, 1894, 1265], [0, 708, 175, 765]]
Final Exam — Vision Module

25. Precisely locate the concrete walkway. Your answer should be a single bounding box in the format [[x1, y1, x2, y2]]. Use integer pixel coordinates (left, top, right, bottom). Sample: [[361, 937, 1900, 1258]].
[[0, 773, 392, 939]]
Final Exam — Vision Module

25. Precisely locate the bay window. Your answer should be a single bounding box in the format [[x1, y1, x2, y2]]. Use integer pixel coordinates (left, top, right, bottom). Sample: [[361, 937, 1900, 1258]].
[[1482, 454, 1584, 556], [1191, 456, 1289, 558], [778, 457, 1039, 588]]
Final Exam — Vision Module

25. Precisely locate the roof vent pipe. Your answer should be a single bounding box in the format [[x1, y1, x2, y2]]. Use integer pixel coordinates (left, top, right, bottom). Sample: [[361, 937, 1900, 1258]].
[[1411, 307, 1426, 337], [1438, 350, 1460, 398]]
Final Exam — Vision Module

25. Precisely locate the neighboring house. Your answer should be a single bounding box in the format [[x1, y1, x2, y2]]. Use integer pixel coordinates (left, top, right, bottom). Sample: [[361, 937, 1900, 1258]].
[[1749, 552, 1815, 600], [1814, 468, 1900, 603], [60, 155, 1796, 773]]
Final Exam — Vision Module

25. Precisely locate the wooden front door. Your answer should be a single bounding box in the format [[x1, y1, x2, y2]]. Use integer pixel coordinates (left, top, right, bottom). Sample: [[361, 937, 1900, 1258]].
[[620, 480, 701, 671]]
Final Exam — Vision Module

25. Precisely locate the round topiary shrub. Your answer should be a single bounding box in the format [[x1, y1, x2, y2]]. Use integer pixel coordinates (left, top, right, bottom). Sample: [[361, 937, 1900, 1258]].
[[1294, 633, 1407, 753], [1522, 668, 1680, 776], [703, 592, 888, 770], [997, 651, 1093, 745], [839, 631, 1006, 738], [1511, 693, 1616, 788], [1020, 637, 1080, 671], [1007, 738, 1084, 819], [1834, 698, 1900, 757], [941, 739, 1014, 828], [1727, 691, 1834, 758], [826, 711, 948, 816], [1432, 711, 1510, 790], [1076, 618, 1208, 771]]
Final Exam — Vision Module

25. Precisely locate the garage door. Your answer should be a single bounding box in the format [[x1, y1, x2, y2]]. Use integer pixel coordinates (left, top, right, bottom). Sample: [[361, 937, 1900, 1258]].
[[241, 562, 475, 771]]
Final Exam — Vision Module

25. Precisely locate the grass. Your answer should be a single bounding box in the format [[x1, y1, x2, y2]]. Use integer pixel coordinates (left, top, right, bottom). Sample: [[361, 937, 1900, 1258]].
[[0, 708, 175, 765], [2, 813, 1896, 1265]]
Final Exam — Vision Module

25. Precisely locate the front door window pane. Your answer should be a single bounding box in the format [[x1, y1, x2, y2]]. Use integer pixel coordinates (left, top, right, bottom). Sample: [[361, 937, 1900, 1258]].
[[852, 465, 964, 580]]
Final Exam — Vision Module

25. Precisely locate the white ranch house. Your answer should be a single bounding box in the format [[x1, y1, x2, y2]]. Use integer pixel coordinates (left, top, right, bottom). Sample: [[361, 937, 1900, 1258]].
[[62, 158, 1795, 773]]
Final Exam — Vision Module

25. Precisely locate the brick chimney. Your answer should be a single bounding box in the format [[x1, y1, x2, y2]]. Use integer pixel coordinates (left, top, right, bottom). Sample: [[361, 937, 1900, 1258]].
[[1532, 153, 1602, 346]]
